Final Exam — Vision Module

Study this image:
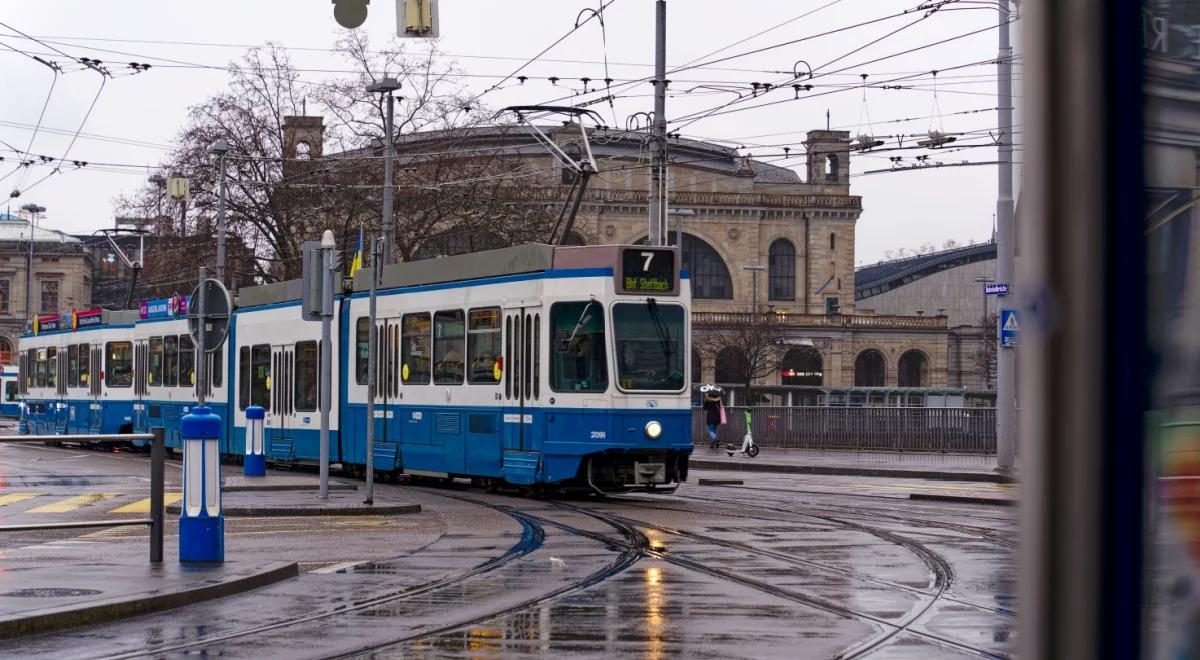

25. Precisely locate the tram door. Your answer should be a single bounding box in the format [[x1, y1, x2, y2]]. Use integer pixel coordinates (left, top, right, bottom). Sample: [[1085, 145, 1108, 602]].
[[87, 345, 102, 433], [133, 339, 150, 432], [371, 318, 401, 446], [267, 343, 295, 453], [53, 348, 68, 434], [502, 307, 541, 453]]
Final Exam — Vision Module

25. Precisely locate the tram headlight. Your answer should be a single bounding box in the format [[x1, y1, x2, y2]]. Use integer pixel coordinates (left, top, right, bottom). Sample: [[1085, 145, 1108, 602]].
[[644, 420, 663, 440]]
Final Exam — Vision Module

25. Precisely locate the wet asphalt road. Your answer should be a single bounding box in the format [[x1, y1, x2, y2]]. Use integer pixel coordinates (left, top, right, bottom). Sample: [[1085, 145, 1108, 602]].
[[0, 436, 1016, 659]]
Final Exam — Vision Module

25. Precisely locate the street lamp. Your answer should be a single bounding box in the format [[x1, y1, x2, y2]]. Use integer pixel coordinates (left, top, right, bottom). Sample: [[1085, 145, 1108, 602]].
[[148, 173, 166, 227], [207, 140, 230, 284], [20, 203, 44, 325], [668, 207, 695, 252], [366, 77, 401, 266], [742, 264, 766, 316]]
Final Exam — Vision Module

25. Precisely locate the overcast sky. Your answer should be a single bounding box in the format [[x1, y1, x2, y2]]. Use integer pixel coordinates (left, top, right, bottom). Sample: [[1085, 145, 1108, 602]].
[[0, 0, 1008, 265]]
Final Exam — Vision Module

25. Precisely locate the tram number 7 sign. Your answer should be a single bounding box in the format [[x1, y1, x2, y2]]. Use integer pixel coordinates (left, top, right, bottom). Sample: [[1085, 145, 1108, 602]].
[[618, 247, 679, 296]]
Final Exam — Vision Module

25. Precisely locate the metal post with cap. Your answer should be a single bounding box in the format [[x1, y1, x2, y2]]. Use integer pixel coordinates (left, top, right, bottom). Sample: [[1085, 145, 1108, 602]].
[[244, 405, 266, 477]]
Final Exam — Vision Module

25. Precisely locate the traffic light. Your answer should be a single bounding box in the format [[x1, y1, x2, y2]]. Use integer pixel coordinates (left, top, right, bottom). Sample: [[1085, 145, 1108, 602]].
[[332, 0, 369, 29]]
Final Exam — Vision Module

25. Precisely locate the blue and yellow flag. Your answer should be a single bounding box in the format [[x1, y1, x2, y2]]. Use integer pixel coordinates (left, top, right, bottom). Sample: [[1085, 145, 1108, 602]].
[[349, 226, 364, 277]]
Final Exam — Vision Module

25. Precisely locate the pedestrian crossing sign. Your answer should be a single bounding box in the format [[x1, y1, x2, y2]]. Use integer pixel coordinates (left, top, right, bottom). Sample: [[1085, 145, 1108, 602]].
[[1000, 309, 1019, 347]]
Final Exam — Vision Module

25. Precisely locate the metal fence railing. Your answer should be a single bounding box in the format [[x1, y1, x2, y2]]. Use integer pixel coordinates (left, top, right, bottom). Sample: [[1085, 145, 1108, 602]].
[[692, 406, 997, 454], [0, 429, 166, 563]]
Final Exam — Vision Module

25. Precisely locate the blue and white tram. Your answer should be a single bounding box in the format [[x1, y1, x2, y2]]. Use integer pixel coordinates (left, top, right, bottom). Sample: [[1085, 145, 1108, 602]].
[[231, 243, 693, 493], [0, 365, 20, 418], [18, 310, 140, 440], [130, 317, 229, 451]]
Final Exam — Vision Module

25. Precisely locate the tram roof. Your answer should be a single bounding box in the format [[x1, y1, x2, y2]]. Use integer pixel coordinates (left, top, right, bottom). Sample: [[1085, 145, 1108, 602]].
[[357, 243, 557, 293]]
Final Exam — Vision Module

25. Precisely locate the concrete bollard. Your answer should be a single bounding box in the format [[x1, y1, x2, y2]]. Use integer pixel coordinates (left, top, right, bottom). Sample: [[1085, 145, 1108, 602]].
[[244, 405, 266, 477], [179, 405, 223, 562]]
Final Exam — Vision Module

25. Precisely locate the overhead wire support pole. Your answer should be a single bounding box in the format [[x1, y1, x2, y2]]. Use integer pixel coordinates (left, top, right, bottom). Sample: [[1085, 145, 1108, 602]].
[[995, 0, 1015, 471], [367, 78, 401, 267], [364, 237, 380, 505], [649, 0, 668, 246]]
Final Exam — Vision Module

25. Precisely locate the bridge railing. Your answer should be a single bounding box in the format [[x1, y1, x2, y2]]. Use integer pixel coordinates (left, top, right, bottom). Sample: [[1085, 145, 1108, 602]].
[[0, 429, 166, 563], [693, 406, 997, 454]]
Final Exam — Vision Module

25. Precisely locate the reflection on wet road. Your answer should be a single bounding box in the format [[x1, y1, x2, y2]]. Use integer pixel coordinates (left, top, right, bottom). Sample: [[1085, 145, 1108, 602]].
[[0, 475, 1016, 659]]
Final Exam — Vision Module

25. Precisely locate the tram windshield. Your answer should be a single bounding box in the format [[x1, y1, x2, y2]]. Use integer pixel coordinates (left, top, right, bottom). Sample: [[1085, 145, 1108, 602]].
[[613, 301, 686, 391], [550, 301, 608, 392]]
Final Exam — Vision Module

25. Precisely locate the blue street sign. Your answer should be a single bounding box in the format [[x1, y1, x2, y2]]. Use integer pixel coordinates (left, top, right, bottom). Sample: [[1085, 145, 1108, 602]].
[[985, 282, 1009, 296], [1000, 309, 1019, 347]]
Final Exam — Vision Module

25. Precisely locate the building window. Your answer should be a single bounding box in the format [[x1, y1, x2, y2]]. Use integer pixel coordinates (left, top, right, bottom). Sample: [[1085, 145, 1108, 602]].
[[825, 154, 840, 182], [781, 346, 823, 386], [653, 233, 732, 300], [768, 239, 796, 301], [854, 349, 886, 387], [830, 232, 836, 250], [40, 280, 58, 314], [825, 297, 840, 315], [0, 280, 9, 314], [714, 346, 748, 385], [898, 350, 929, 387]]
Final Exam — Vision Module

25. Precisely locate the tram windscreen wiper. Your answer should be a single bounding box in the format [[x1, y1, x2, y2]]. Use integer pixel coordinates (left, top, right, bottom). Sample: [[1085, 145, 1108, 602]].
[[646, 298, 673, 358], [566, 300, 596, 350]]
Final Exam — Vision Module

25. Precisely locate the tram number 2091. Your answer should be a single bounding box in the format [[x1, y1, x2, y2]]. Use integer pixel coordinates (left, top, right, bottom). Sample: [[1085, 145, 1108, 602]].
[[590, 431, 607, 439]]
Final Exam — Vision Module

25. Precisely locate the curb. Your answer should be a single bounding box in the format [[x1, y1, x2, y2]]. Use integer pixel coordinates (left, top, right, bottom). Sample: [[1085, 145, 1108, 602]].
[[0, 562, 298, 639], [166, 503, 422, 517], [689, 459, 1017, 484], [223, 482, 357, 493], [908, 492, 1016, 506]]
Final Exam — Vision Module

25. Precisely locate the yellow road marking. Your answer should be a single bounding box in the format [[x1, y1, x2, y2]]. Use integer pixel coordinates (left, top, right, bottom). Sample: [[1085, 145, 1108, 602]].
[[28, 493, 120, 513], [0, 493, 43, 507], [108, 493, 182, 514]]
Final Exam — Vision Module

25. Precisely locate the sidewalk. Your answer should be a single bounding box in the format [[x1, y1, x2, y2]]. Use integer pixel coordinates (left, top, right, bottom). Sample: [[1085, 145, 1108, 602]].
[[689, 447, 1016, 483], [0, 474, 429, 639]]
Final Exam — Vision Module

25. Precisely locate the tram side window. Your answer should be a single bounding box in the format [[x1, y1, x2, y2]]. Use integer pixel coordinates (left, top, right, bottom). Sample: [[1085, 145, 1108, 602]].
[[106, 342, 133, 388], [355, 317, 369, 385], [179, 335, 195, 387], [67, 344, 79, 388], [211, 346, 223, 388], [239, 346, 250, 409], [149, 336, 164, 387], [401, 313, 431, 384], [433, 310, 465, 385], [78, 343, 89, 386], [164, 335, 179, 387], [550, 301, 608, 393], [295, 341, 318, 412], [251, 344, 271, 410], [26, 348, 37, 389], [5, 380, 16, 402], [468, 308, 502, 384], [45, 347, 57, 389]]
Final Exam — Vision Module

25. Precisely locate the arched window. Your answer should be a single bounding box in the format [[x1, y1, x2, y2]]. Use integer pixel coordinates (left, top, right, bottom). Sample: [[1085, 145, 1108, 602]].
[[560, 231, 587, 246], [768, 239, 795, 300], [780, 346, 822, 386], [639, 233, 732, 299], [691, 348, 702, 385], [0, 337, 12, 363], [898, 350, 929, 387], [714, 347, 748, 385], [825, 154, 840, 182], [854, 349, 886, 387]]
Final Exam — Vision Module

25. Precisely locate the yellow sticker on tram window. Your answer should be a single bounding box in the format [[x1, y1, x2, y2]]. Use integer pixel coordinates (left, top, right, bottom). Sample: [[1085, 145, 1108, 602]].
[[493, 361, 502, 382], [190, 371, 196, 385], [148, 373, 154, 385], [265, 375, 272, 391], [402, 363, 410, 382]]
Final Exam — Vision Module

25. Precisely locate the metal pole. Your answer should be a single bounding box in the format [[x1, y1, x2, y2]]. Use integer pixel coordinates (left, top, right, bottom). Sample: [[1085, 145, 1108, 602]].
[[216, 154, 227, 283], [995, 0, 1016, 470], [382, 93, 396, 266], [26, 212, 33, 326], [150, 426, 164, 563], [752, 269, 759, 316], [197, 266, 207, 407], [364, 238, 380, 505], [319, 240, 334, 499], [648, 0, 667, 246]]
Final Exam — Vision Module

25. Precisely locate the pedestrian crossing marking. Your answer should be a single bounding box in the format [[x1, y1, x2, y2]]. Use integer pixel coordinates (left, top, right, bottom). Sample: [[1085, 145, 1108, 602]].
[[109, 493, 181, 514], [27, 493, 120, 513], [0, 493, 43, 507]]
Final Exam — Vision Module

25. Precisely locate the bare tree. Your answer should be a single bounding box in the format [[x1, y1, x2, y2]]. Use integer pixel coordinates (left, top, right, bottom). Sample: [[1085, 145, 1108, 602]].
[[967, 311, 998, 389], [695, 312, 791, 404]]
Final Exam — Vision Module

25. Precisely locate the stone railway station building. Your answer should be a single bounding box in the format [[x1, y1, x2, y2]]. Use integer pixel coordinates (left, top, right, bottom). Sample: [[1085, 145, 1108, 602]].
[[302, 118, 992, 399]]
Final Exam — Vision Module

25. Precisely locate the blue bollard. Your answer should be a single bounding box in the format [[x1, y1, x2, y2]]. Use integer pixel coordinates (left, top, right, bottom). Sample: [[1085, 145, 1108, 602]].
[[179, 405, 223, 562], [244, 406, 266, 477]]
